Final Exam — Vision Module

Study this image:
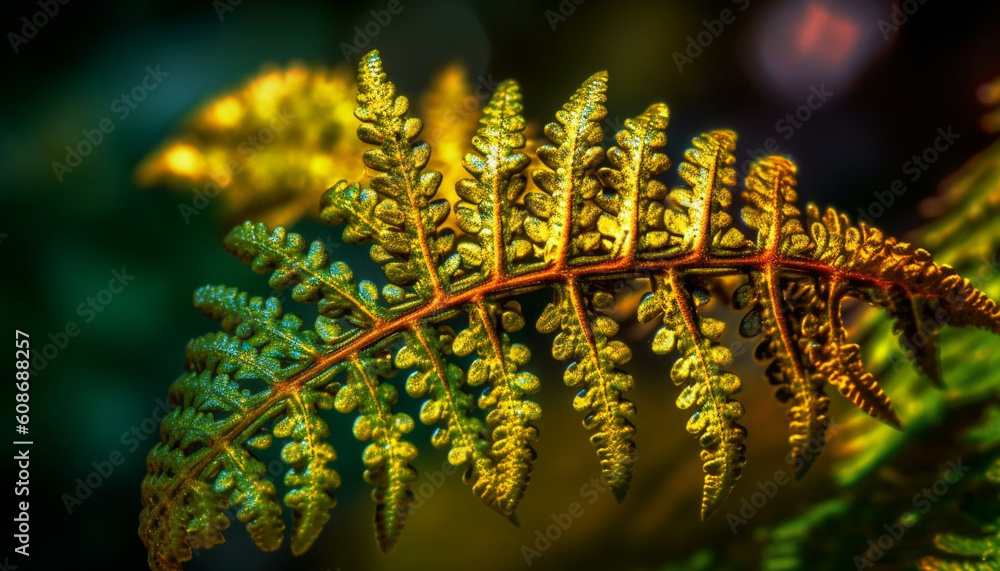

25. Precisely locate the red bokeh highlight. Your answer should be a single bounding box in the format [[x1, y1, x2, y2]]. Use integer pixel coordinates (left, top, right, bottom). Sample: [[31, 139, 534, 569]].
[[795, 2, 860, 65], [744, 0, 891, 102]]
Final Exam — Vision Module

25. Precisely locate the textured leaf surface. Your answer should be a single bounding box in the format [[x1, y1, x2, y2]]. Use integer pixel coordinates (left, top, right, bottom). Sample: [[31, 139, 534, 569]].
[[527, 71, 608, 265], [739, 157, 830, 478], [454, 300, 540, 514], [537, 281, 637, 500], [337, 355, 417, 553], [140, 50, 1000, 570], [638, 272, 745, 519]]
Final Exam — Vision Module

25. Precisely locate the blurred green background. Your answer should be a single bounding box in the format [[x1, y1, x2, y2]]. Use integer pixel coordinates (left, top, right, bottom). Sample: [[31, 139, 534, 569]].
[[2, 1, 999, 569]]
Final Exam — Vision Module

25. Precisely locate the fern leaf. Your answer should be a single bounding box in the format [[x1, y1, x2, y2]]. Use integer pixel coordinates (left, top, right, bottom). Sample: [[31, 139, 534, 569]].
[[398, 324, 497, 507], [882, 284, 945, 384], [276, 391, 340, 555], [453, 300, 540, 515], [355, 50, 455, 297], [882, 244, 1000, 338], [638, 271, 746, 520], [454, 78, 531, 280], [596, 103, 671, 257], [141, 471, 229, 570], [527, 71, 608, 265], [337, 355, 417, 553], [537, 280, 636, 500], [320, 180, 382, 246], [190, 324, 340, 555], [832, 86, 1000, 484], [663, 130, 751, 256], [922, 520, 1000, 570], [215, 442, 285, 551], [804, 205, 937, 399], [141, 50, 1000, 569], [223, 222, 386, 327], [807, 201, 1000, 383], [739, 157, 830, 478], [141, 287, 337, 568], [193, 284, 324, 363]]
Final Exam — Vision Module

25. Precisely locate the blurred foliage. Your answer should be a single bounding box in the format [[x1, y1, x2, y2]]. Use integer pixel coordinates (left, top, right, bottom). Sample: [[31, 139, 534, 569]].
[[759, 499, 849, 571], [918, 406, 1000, 569], [136, 63, 364, 227], [136, 61, 489, 229]]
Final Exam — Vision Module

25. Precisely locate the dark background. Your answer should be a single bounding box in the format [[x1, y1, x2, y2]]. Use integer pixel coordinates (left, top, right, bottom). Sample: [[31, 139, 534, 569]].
[[2, 0, 999, 570]]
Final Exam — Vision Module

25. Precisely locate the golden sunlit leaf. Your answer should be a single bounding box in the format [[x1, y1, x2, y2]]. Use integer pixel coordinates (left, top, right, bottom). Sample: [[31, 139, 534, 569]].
[[140, 51, 1000, 571], [135, 64, 366, 227]]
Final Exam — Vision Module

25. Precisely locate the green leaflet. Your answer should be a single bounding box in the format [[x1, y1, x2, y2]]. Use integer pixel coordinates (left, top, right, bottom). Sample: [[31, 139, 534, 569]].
[[639, 271, 746, 520], [454, 79, 531, 280], [453, 300, 540, 515], [224, 222, 385, 327], [399, 323, 496, 500], [215, 442, 284, 551], [596, 103, 672, 256], [354, 50, 457, 297], [537, 280, 637, 500], [337, 355, 417, 553], [141, 288, 339, 568], [527, 71, 608, 265], [194, 284, 325, 363], [787, 279, 902, 429]]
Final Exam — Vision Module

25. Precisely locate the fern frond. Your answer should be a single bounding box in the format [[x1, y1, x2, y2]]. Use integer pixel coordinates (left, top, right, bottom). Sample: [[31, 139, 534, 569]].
[[318, 180, 378, 247], [454, 300, 540, 515], [807, 201, 1000, 382], [638, 271, 745, 520], [454, 78, 531, 280], [739, 157, 830, 478], [537, 280, 637, 500], [919, 405, 1000, 570], [193, 284, 324, 362], [337, 354, 417, 553], [919, 465, 1000, 570], [596, 103, 671, 257], [141, 288, 338, 568], [141, 49, 1000, 570], [223, 222, 386, 327], [276, 389, 340, 555], [399, 323, 498, 509], [527, 71, 608, 265], [832, 83, 1000, 485], [663, 130, 751, 256], [355, 51, 455, 297], [215, 442, 284, 551]]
